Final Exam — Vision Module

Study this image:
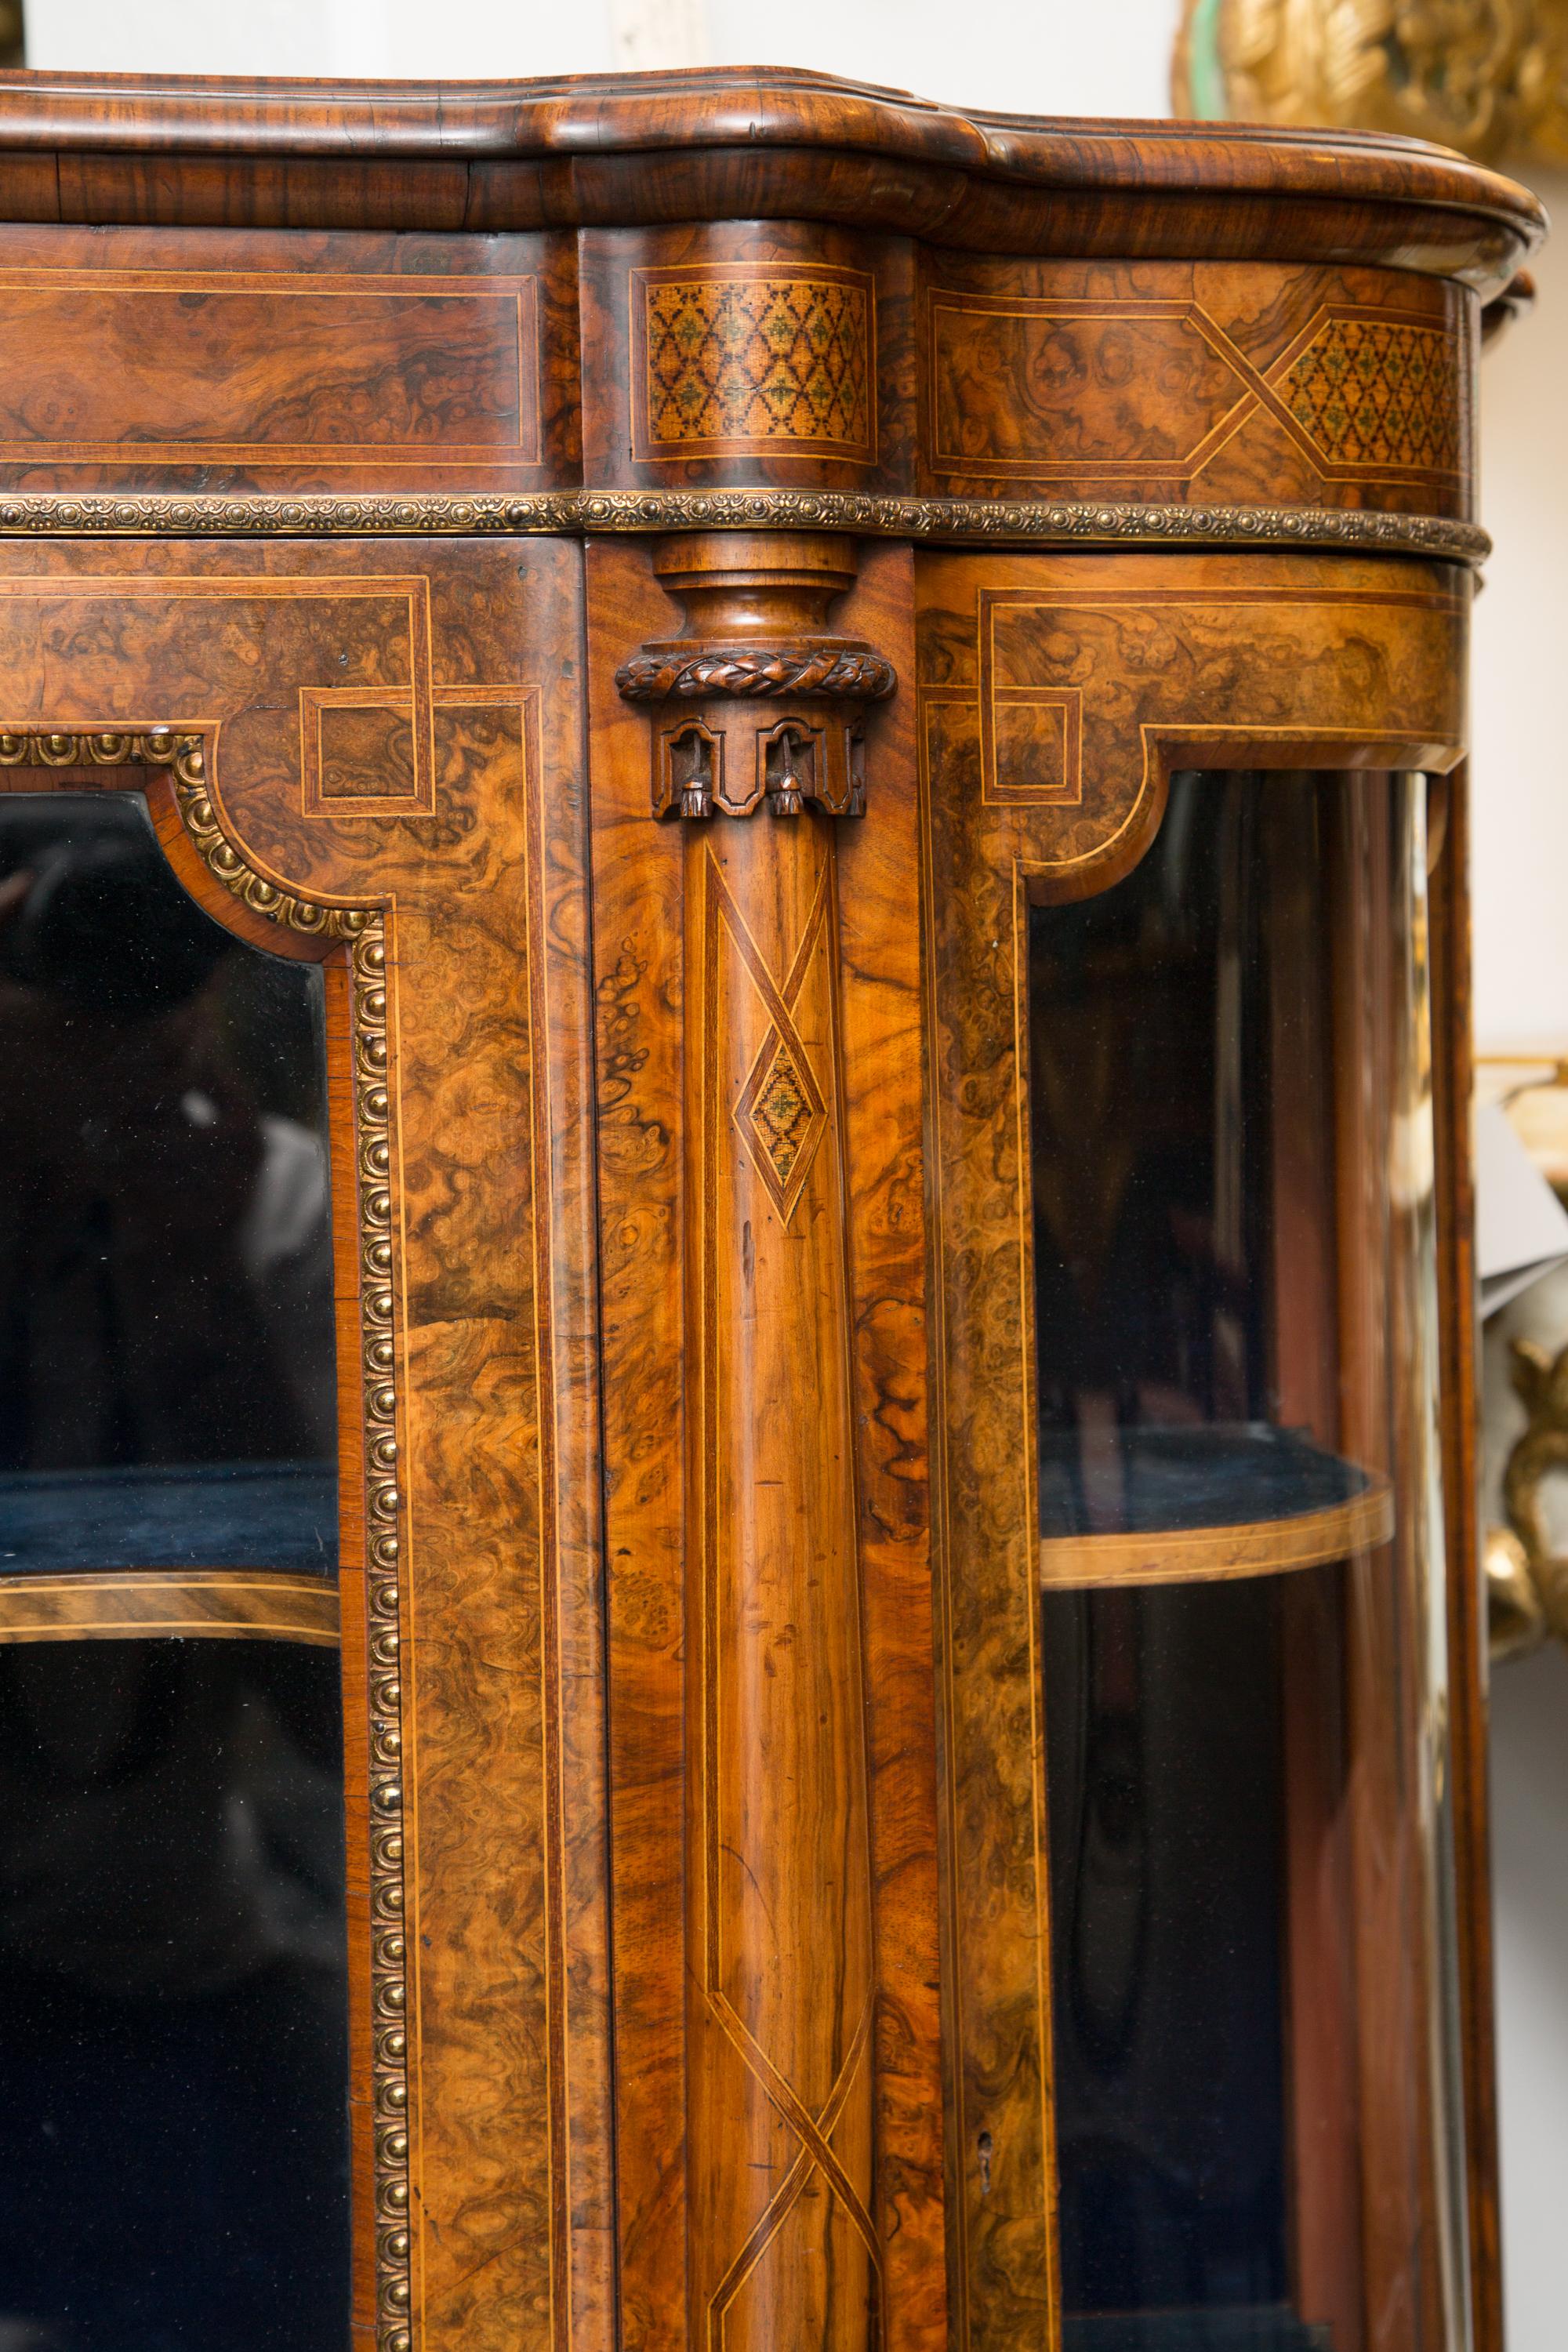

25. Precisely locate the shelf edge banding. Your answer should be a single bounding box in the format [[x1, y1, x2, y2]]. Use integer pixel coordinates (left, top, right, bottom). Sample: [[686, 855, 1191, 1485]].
[[1038, 1474, 1397, 1589], [0, 1567, 343, 1646]]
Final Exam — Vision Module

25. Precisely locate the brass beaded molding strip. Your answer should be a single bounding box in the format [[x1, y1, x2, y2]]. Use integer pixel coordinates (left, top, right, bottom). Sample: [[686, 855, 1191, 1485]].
[[0, 488, 1492, 564], [0, 725, 412, 2352]]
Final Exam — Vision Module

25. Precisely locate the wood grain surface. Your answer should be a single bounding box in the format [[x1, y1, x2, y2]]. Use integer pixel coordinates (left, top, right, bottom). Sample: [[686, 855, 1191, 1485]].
[[589, 535, 946, 2352], [0, 71, 1535, 297], [0, 1570, 342, 1643], [0, 224, 579, 494], [684, 800, 877, 2352], [0, 73, 1526, 523], [579, 223, 915, 495], [918, 550, 1468, 901], [920, 257, 1473, 518], [0, 65, 1522, 2352], [0, 218, 1488, 528], [1428, 764, 1505, 2352]]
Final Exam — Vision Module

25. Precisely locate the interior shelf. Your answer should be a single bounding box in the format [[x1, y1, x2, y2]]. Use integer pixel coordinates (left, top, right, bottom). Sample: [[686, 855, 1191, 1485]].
[[0, 1460, 339, 1576], [1062, 2310, 1331, 2352], [1039, 1423, 1393, 1590]]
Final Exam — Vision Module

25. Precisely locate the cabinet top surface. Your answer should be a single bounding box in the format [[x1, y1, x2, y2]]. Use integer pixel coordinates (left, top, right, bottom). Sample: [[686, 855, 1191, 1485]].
[[0, 64, 1542, 282]]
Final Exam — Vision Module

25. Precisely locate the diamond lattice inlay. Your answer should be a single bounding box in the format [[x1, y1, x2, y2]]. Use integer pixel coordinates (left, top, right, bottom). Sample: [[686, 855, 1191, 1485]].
[[641, 274, 871, 451], [1277, 319, 1458, 472], [735, 1029, 827, 1218]]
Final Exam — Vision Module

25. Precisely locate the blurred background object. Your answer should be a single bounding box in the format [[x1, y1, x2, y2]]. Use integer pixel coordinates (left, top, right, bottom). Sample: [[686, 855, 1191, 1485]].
[[1174, 0, 1568, 165], [1475, 1061, 1568, 1659]]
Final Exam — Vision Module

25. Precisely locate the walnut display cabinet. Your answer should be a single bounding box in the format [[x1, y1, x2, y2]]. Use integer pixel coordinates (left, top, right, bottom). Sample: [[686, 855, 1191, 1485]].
[[0, 63, 1541, 2352]]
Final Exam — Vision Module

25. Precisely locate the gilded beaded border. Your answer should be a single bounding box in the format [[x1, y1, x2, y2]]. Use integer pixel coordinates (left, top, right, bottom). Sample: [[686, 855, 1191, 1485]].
[[0, 486, 1492, 564], [0, 727, 412, 2352]]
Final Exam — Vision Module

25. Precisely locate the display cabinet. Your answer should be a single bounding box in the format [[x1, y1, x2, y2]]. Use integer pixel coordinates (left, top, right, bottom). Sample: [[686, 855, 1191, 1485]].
[[0, 64, 1541, 2352]]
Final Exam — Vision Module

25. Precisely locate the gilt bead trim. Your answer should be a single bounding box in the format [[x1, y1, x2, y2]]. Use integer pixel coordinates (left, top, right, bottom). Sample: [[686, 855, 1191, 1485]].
[[0, 487, 1491, 564]]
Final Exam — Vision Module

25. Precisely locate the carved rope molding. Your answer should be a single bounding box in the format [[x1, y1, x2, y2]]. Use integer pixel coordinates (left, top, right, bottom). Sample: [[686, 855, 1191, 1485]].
[[0, 488, 1494, 564], [0, 726, 412, 2352], [615, 644, 898, 701]]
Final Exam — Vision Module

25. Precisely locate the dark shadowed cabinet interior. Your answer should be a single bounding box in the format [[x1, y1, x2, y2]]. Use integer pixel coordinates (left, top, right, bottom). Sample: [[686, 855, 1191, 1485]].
[[0, 61, 1540, 2352]]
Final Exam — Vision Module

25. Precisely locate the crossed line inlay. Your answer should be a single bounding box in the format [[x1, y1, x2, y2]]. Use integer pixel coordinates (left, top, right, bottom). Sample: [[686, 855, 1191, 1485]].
[[699, 848, 880, 2340], [703, 1996, 878, 2351], [721, 858, 832, 1223]]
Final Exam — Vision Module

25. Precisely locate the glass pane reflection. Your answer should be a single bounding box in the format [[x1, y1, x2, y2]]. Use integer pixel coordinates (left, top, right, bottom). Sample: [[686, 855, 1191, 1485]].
[[0, 792, 350, 2350], [0, 793, 337, 1573], [1031, 775, 1463, 2352]]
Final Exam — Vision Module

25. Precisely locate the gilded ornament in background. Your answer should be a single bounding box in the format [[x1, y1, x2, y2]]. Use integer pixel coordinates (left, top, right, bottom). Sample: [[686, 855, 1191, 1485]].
[[1174, 0, 1568, 166]]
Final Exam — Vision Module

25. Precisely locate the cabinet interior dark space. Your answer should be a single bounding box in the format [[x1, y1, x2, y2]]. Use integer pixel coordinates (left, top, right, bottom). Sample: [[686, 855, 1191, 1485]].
[[0, 792, 337, 1574], [1029, 773, 1443, 2352], [0, 791, 350, 2350]]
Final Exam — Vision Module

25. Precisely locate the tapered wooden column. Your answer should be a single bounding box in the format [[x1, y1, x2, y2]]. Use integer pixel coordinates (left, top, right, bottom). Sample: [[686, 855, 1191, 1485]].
[[618, 535, 895, 2352]]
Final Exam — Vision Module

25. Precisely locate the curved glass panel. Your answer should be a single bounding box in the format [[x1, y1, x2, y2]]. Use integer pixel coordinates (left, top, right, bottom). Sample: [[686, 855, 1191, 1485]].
[[1029, 775, 1465, 2352], [0, 793, 350, 2350]]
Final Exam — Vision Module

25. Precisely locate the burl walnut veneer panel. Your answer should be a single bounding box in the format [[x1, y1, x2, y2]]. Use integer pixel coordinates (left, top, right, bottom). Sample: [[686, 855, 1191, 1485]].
[[915, 548, 1467, 2352], [919, 257, 1473, 518], [0, 225, 579, 493], [0, 539, 612, 2352], [0, 207, 1489, 530]]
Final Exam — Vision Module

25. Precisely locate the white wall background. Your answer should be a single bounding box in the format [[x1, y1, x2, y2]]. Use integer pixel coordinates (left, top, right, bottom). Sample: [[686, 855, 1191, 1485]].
[[23, 0, 1176, 114], [1471, 167, 1568, 1052], [18, 0, 1568, 2341]]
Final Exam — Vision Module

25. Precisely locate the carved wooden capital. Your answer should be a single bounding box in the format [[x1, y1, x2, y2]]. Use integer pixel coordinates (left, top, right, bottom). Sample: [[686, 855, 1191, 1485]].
[[615, 531, 896, 820]]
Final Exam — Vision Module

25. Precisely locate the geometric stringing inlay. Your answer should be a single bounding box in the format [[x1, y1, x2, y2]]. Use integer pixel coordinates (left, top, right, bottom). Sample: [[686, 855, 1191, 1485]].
[[643, 276, 869, 448], [1279, 318, 1458, 472], [750, 1040, 815, 1185], [735, 1026, 828, 1220]]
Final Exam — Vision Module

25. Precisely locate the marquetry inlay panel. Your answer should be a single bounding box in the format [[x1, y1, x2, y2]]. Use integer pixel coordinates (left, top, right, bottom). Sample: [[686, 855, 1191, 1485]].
[[735, 1026, 827, 1219], [1278, 316, 1459, 470], [924, 263, 1472, 512], [633, 266, 875, 460]]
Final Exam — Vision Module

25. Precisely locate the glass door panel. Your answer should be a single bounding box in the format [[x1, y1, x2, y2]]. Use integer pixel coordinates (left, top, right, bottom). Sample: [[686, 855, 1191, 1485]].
[[0, 791, 350, 2351], [0, 793, 338, 1577], [1028, 774, 1465, 2352]]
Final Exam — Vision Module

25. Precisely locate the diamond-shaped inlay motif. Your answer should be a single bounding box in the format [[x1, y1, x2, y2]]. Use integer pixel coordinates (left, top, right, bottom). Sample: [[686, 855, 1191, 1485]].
[[1278, 319, 1458, 472], [641, 274, 871, 451], [735, 1029, 827, 1218]]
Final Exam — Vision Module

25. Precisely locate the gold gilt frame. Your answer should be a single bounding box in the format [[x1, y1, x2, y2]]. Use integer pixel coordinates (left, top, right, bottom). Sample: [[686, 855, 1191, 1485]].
[[1174, 0, 1568, 166]]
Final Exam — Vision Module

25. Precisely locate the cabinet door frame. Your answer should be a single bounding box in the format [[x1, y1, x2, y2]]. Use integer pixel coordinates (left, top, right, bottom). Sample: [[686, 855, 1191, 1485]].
[[915, 546, 1479, 2352], [0, 537, 613, 2352]]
